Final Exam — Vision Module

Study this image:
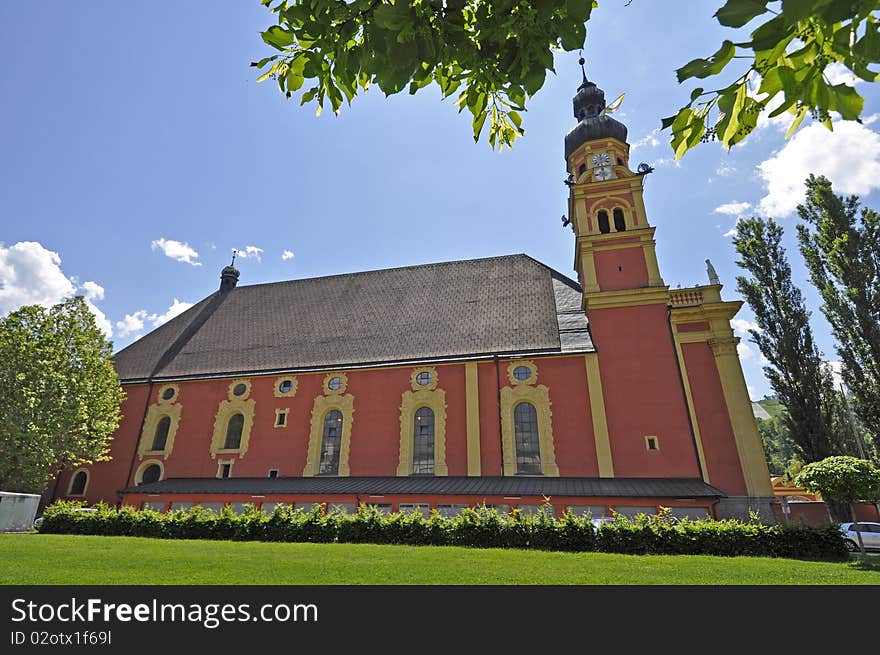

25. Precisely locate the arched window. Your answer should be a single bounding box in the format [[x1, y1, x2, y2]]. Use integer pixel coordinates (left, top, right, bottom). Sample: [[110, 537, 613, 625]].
[[141, 464, 161, 484], [69, 471, 87, 495], [151, 416, 171, 451], [412, 407, 435, 475], [224, 413, 244, 450], [597, 210, 610, 234], [514, 402, 542, 474], [319, 410, 343, 475], [613, 208, 626, 232]]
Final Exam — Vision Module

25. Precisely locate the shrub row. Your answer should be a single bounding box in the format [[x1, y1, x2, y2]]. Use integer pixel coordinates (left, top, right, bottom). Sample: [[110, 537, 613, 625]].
[[37, 501, 849, 561]]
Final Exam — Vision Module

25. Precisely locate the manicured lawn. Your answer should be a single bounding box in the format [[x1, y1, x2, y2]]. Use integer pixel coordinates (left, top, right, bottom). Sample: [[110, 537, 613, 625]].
[[1, 534, 878, 584]]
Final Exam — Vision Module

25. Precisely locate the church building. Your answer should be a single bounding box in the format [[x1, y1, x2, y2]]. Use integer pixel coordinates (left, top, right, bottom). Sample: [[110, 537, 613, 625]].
[[50, 74, 774, 521]]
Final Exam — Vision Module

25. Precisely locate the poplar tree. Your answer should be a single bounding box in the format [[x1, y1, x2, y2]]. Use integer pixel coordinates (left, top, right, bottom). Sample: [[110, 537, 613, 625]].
[[796, 175, 880, 452], [733, 217, 843, 463]]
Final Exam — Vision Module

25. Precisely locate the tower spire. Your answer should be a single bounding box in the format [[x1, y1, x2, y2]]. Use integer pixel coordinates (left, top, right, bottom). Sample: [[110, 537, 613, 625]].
[[578, 54, 589, 90]]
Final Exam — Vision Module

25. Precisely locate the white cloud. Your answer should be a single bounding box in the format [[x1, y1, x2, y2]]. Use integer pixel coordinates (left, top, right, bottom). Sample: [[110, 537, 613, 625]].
[[731, 318, 761, 336], [234, 245, 264, 263], [737, 342, 756, 359], [630, 128, 660, 152], [757, 119, 880, 217], [81, 280, 104, 301], [115, 310, 147, 339], [723, 228, 738, 238], [715, 161, 736, 176], [151, 238, 202, 266], [653, 156, 681, 169], [823, 62, 861, 87], [116, 298, 194, 340], [281, 250, 295, 261], [85, 300, 113, 338], [0, 242, 112, 337], [148, 298, 194, 327], [0, 241, 76, 313], [714, 201, 751, 216]]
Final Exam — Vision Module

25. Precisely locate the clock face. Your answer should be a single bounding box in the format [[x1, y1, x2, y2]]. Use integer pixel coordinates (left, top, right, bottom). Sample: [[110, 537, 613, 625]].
[[594, 165, 612, 181], [591, 152, 611, 167]]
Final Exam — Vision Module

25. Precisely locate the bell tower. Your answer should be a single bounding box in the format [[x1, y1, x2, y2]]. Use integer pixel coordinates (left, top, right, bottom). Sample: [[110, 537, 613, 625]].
[[564, 65, 665, 301], [562, 62, 774, 513]]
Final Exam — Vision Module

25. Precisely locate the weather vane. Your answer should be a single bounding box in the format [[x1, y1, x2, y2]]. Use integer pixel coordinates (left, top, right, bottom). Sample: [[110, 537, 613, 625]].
[[231, 249, 238, 266]]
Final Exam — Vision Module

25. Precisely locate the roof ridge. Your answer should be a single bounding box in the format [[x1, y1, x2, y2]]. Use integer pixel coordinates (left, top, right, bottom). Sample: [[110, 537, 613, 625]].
[[231, 253, 535, 290]]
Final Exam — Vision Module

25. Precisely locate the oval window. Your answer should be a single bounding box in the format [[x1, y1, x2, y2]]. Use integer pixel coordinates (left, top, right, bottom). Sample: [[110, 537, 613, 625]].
[[327, 377, 343, 391], [232, 383, 248, 397], [513, 366, 532, 381], [161, 387, 176, 401], [279, 379, 293, 393], [416, 371, 432, 386]]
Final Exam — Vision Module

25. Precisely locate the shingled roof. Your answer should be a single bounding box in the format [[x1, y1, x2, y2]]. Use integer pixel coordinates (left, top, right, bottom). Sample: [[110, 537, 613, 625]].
[[113, 254, 593, 382]]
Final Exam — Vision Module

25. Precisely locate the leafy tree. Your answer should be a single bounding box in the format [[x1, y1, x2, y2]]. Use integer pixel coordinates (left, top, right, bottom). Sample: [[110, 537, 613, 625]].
[[733, 217, 849, 463], [795, 455, 880, 560], [756, 413, 796, 476], [669, 0, 878, 157], [252, 0, 879, 153], [0, 297, 125, 493], [796, 175, 880, 451]]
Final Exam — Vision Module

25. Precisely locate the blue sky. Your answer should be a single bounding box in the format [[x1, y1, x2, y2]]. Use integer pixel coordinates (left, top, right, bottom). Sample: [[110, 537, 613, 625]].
[[3, 1, 879, 399]]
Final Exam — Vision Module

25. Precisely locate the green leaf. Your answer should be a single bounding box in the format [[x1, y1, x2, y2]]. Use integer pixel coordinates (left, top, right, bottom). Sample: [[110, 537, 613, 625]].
[[262, 25, 295, 50], [677, 41, 736, 82], [472, 109, 489, 142], [781, 0, 832, 26], [785, 105, 808, 138], [829, 83, 864, 120], [714, 0, 771, 28], [524, 66, 546, 96], [251, 55, 279, 69]]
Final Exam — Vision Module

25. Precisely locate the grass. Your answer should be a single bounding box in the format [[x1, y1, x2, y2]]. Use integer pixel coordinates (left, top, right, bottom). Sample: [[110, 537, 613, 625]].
[[2, 534, 879, 584]]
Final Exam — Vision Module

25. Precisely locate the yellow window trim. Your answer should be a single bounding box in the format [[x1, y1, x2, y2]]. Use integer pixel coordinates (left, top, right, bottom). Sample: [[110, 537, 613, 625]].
[[227, 379, 252, 401], [645, 435, 660, 451], [500, 384, 559, 477], [134, 459, 164, 485], [216, 458, 235, 479], [274, 408, 289, 428], [507, 360, 537, 386], [209, 398, 256, 460], [67, 468, 89, 496], [137, 402, 182, 461], [156, 383, 179, 405], [410, 366, 438, 391], [322, 372, 348, 395], [397, 388, 448, 477], [273, 376, 298, 398], [303, 393, 354, 477]]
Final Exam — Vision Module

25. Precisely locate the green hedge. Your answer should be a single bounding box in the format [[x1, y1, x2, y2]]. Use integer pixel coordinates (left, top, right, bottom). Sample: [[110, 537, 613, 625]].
[[37, 501, 848, 561]]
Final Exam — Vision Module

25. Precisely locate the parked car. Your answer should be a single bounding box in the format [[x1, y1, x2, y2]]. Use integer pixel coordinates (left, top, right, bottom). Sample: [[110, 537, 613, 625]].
[[33, 507, 97, 529], [840, 522, 880, 552]]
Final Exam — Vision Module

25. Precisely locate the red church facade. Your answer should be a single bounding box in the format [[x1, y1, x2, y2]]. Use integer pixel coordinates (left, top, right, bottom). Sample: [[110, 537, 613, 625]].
[[50, 75, 774, 521]]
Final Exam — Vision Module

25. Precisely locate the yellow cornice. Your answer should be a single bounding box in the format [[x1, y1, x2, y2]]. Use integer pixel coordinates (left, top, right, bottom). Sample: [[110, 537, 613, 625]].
[[670, 300, 743, 324], [583, 286, 670, 310]]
